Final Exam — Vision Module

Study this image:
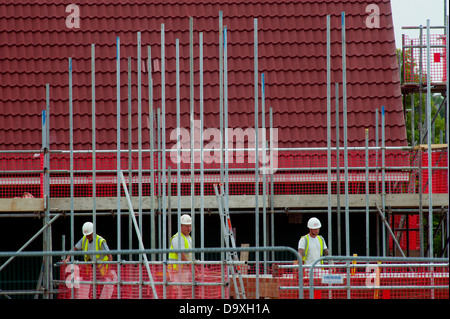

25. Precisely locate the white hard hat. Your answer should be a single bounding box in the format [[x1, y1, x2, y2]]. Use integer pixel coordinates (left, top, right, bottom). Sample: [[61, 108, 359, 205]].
[[307, 217, 321, 229], [82, 222, 94, 236], [180, 214, 192, 225]]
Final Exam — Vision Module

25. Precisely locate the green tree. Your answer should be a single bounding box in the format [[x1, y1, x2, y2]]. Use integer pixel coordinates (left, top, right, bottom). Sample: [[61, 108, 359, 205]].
[[404, 93, 446, 146]]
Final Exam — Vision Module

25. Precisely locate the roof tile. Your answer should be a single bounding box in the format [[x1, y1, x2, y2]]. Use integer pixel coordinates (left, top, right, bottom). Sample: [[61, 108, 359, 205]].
[[0, 0, 406, 151]]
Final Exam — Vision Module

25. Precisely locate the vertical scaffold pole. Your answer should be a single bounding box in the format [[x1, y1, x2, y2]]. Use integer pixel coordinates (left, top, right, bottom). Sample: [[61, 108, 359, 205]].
[[199, 31, 205, 261], [336, 83, 341, 256], [69, 57, 75, 299], [218, 10, 225, 272], [219, 12, 224, 186], [262, 72, 267, 272], [91, 43, 98, 299], [342, 12, 350, 257], [224, 25, 229, 200], [342, 12, 351, 300], [365, 129, 370, 256], [42, 83, 51, 299], [157, 108, 162, 256], [382, 105, 386, 257], [137, 31, 144, 298], [127, 57, 133, 285], [326, 15, 332, 255], [148, 45, 156, 259], [189, 18, 195, 271], [175, 37, 182, 275], [161, 23, 167, 298], [116, 37, 122, 298], [426, 19, 433, 258], [254, 17, 260, 299], [375, 108, 380, 256], [127, 56, 132, 262], [270, 106, 275, 260]]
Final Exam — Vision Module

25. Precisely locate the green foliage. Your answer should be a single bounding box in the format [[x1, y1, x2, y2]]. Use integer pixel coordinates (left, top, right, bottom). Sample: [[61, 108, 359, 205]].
[[404, 93, 446, 145]]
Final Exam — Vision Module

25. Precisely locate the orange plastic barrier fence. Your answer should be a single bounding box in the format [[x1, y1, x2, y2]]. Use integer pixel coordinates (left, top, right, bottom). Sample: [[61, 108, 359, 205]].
[[58, 263, 228, 299], [1, 149, 447, 199], [59, 262, 448, 299], [276, 262, 449, 299]]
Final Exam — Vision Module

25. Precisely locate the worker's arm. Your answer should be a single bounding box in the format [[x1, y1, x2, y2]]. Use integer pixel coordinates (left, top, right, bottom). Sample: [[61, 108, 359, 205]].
[[180, 253, 189, 262], [101, 239, 113, 262], [297, 248, 305, 264]]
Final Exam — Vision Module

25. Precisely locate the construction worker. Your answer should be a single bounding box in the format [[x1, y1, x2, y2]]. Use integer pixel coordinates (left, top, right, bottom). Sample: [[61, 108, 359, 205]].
[[63, 221, 116, 299], [168, 214, 193, 298], [297, 217, 329, 265]]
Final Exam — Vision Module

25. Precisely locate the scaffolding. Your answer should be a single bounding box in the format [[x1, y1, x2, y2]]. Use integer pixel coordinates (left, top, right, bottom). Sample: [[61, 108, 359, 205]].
[[0, 11, 449, 299], [400, 15, 450, 259]]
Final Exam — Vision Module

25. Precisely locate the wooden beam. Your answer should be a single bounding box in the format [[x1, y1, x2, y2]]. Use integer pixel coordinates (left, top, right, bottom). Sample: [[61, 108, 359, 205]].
[[48, 194, 450, 211], [1, 194, 447, 213], [0, 198, 44, 212], [47, 195, 265, 212], [413, 143, 447, 149], [273, 194, 448, 209]]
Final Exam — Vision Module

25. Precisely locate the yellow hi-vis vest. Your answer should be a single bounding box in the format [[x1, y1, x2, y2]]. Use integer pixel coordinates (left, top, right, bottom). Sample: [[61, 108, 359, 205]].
[[169, 232, 191, 270], [82, 235, 109, 275], [301, 234, 324, 264]]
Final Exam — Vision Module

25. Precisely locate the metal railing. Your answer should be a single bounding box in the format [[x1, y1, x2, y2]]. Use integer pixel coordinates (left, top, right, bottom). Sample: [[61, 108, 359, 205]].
[[2, 247, 449, 299], [306, 256, 449, 299], [0, 246, 303, 299]]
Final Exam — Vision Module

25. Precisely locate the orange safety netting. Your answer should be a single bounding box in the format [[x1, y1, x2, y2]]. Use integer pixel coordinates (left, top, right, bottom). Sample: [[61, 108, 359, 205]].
[[1, 149, 447, 199], [403, 34, 447, 84], [58, 262, 448, 299], [58, 263, 228, 299], [275, 262, 449, 299]]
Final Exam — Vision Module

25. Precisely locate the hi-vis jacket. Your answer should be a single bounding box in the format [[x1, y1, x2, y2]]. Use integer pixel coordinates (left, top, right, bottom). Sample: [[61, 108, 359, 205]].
[[301, 234, 325, 264], [169, 232, 191, 270], [82, 234, 109, 275]]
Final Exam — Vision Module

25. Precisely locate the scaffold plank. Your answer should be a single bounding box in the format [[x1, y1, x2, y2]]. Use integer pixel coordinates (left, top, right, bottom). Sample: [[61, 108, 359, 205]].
[[1, 194, 447, 213], [0, 198, 44, 212]]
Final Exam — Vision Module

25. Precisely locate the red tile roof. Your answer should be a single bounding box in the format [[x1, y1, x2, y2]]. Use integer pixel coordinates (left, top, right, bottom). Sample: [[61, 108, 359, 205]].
[[0, 0, 406, 151]]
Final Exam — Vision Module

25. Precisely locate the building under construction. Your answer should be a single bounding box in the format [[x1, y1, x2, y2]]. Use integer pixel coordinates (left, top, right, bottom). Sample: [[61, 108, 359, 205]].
[[0, 0, 448, 300]]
